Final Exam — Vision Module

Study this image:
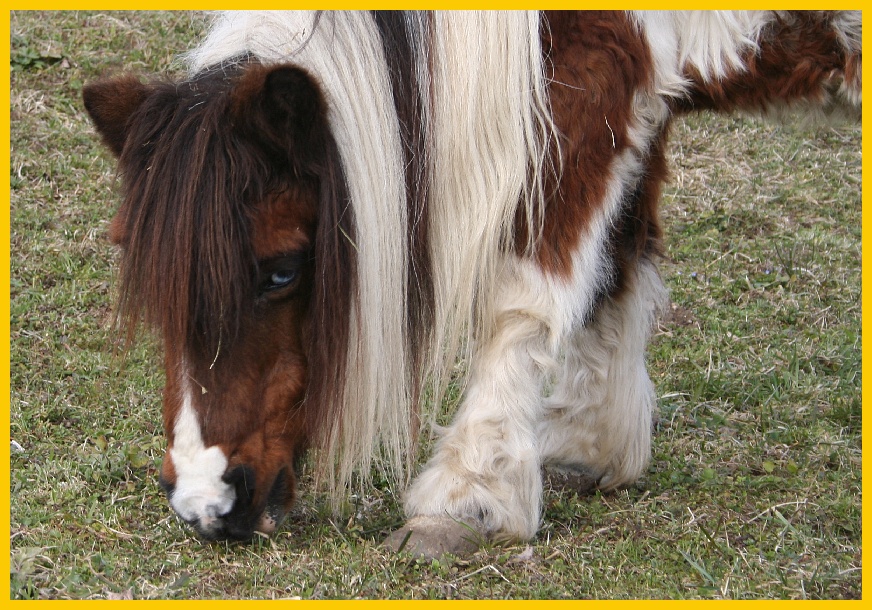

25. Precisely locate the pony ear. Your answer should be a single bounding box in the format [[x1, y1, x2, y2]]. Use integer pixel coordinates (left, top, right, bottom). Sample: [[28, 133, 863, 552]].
[[83, 75, 150, 158], [263, 65, 326, 126], [237, 64, 329, 167]]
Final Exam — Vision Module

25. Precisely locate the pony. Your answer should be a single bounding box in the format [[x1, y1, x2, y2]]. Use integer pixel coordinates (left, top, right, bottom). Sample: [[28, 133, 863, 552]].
[[83, 10, 861, 556]]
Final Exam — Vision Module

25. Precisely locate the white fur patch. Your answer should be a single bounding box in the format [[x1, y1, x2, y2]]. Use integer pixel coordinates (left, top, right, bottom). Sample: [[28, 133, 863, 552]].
[[831, 10, 862, 54], [167, 385, 235, 528], [630, 10, 771, 97]]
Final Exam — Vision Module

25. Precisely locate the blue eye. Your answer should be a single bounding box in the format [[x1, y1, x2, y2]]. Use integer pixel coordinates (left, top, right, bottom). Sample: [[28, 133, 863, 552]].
[[258, 253, 308, 296], [268, 270, 297, 290]]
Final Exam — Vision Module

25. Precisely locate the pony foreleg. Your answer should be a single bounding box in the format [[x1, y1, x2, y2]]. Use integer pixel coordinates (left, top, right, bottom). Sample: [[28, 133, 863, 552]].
[[388, 261, 565, 557], [539, 257, 667, 490]]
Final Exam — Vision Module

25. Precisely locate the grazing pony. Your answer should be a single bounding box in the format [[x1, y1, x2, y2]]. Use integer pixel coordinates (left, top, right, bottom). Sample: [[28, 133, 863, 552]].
[[84, 11, 861, 555]]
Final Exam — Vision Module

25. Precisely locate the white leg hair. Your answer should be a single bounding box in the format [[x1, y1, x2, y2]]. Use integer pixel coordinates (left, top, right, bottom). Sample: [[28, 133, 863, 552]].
[[539, 257, 668, 489], [403, 257, 566, 540]]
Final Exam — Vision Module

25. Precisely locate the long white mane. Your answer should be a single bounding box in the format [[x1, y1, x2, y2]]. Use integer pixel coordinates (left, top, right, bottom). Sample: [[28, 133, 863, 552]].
[[186, 11, 555, 496]]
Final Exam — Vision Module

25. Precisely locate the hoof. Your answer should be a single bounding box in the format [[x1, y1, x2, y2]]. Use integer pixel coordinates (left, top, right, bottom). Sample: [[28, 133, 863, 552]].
[[385, 516, 483, 559], [544, 465, 600, 495]]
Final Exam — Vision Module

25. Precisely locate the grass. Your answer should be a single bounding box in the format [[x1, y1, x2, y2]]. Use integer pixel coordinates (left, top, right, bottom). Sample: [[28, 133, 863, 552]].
[[8, 11, 862, 600]]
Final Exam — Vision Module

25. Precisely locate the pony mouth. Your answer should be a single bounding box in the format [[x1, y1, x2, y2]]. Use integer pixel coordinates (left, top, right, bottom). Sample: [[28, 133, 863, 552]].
[[190, 506, 287, 541]]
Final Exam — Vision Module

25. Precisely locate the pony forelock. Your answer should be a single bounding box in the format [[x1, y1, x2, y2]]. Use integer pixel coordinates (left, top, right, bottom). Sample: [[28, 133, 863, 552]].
[[112, 65, 263, 363]]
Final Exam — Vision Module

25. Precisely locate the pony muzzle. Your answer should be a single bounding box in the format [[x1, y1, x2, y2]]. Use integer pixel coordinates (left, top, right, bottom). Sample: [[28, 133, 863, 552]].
[[160, 459, 293, 541]]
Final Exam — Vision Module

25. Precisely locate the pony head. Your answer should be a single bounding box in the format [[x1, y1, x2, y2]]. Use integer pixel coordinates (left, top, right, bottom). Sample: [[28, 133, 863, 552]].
[[84, 61, 353, 539]]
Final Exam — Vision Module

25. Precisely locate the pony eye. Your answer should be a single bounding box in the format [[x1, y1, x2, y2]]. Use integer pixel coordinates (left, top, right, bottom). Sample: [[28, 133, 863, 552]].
[[257, 252, 309, 296], [266, 270, 297, 290]]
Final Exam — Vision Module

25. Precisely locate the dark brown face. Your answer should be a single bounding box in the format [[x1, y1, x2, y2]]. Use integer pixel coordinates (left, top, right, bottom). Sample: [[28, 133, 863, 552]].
[[157, 190, 318, 540], [84, 60, 338, 540]]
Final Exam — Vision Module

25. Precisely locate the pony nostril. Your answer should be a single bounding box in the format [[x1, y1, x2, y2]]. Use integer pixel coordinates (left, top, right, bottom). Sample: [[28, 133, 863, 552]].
[[163, 468, 236, 538], [266, 467, 292, 512], [222, 464, 257, 506], [223, 521, 257, 541]]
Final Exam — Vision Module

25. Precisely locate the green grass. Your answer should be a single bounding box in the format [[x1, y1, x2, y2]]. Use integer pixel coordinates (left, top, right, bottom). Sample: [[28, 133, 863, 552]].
[[9, 11, 862, 599]]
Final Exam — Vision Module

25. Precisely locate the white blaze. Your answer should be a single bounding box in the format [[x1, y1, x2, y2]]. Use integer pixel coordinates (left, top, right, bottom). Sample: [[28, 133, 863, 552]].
[[167, 385, 236, 528]]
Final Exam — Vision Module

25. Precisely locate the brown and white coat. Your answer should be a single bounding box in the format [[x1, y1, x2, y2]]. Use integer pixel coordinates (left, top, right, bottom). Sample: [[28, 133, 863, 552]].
[[83, 10, 861, 550]]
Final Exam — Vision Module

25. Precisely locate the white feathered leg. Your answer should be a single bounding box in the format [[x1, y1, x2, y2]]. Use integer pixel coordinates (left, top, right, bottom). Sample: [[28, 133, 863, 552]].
[[391, 142, 656, 555], [539, 258, 667, 490], [402, 257, 568, 544]]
